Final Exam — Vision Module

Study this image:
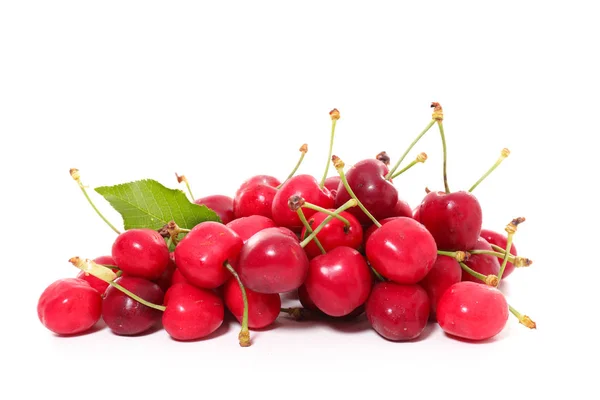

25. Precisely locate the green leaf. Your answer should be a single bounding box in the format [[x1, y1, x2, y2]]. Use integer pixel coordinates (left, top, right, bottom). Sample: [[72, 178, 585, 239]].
[[95, 179, 221, 230]]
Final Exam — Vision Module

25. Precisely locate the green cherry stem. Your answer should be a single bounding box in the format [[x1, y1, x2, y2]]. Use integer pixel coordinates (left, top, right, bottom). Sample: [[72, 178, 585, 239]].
[[497, 217, 526, 281], [430, 102, 450, 193], [389, 152, 428, 180], [385, 120, 436, 180], [333, 155, 381, 228], [277, 144, 309, 189], [70, 169, 121, 234], [319, 109, 340, 189], [301, 202, 350, 227], [459, 262, 498, 287], [288, 196, 326, 255], [300, 199, 358, 248], [468, 148, 511, 192], [437, 250, 469, 262], [468, 250, 516, 261], [224, 261, 251, 347], [175, 173, 195, 200], [108, 281, 166, 311], [509, 305, 537, 329], [490, 244, 507, 254], [370, 265, 386, 282]]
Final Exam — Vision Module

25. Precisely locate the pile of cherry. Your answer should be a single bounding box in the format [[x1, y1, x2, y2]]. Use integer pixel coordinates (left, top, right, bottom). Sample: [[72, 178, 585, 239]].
[[37, 104, 536, 347]]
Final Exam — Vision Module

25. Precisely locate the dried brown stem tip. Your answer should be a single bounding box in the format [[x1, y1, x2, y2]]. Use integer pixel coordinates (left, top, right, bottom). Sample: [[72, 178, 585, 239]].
[[331, 155, 345, 169], [299, 143, 308, 153], [501, 148, 511, 158], [455, 251, 469, 262], [281, 307, 311, 321], [70, 168, 81, 181], [239, 330, 251, 347], [376, 151, 391, 166], [485, 275, 499, 287], [505, 217, 526, 234], [416, 152, 428, 163], [175, 173, 188, 184], [425, 187, 431, 194], [288, 195, 305, 212], [329, 108, 340, 121], [514, 257, 533, 267], [431, 102, 444, 121], [519, 315, 537, 329]]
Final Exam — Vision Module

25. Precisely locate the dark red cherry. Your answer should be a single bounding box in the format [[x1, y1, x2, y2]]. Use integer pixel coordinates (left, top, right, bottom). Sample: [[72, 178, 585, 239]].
[[480, 229, 518, 278], [366, 282, 430, 341], [102, 276, 164, 336], [112, 228, 170, 280], [76, 255, 117, 294], [174, 221, 243, 289], [392, 198, 413, 218], [297, 284, 319, 312], [413, 205, 422, 222], [37, 278, 102, 335], [304, 246, 372, 317], [418, 190, 483, 250], [418, 256, 462, 318], [194, 195, 235, 224], [335, 159, 398, 225], [366, 217, 437, 284], [233, 175, 281, 219], [324, 176, 341, 196], [162, 283, 224, 341], [462, 237, 500, 283], [236, 227, 309, 294], [223, 277, 281, 329], [271, 174, 334, 229], [153, 257, 177, 293], [301, 210, 363, 259], [437, 281, 508, 341], [226, 215, 277, 242]]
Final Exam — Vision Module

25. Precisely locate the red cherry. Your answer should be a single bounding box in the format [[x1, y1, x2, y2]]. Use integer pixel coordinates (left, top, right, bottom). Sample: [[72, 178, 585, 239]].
[[335, 159, 398, 225], [297, 284, 319, 312], [418, 190, 483, 250], [194, 195, 235, 224], [392, 198, 413, 218], [301, 210, 363, 259], [480, 229, 518, 278], [102, 276, 164, 336], [171, 268, 189, 286], [363, 217, 399, 246], [324, 176, 341, 196], [162, 283, 224, 341], [112, 228, 170, 280], [76, 255, 117, 294], [304, 246, 372, 317], [437, 281, 509, 341], [37, 278, 102, 335], [413, 205, 422, 222], [236, 227, 309, 294], [366, 282, 430, 341], [153, 257, 177, 293], [226, 215, 277, 242], [174, 221, 243, 289], [223, 277, 281, 329], [462, 237, 500, 283], [418, 256, 462, 318], [366, 217, 437, 284], [271, 175, 334, 229], [233, 175, 280, 219]]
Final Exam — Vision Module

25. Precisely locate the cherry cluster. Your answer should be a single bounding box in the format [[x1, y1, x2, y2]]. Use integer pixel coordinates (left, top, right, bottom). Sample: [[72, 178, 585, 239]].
[[37, 103, 536, 346]]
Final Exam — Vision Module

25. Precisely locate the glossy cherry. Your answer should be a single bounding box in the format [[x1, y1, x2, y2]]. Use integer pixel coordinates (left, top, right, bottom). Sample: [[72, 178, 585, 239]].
[[171, 268, 189, 286], [417, 190, 483, 250], [437, 281, 509, 341], [195, 195, 235, 224], [480, 229, 518, 278], [462, 237, 500, 283], [233, 175, 281, 219], [37, 278, 102, 335], [236, 227, 309, 294], [324, 176, 341, 196], [413, 205, 422, 222], [226, 215, 277, 243], [366, 217, 437, 284], [297, 284, 319, 312], [153, 257, 177, 293], [419, 256, 462, 318], [76, 255, 117, 294], [363, 217, 399, 246], [366, 282, 430, 341], [223, 277, 281, 329], [174, 221, 243, 289], [392, 198, 413, 218], [112, 228, 170, 280], [102, 276, 164, 336], [301, 210, 363, 259]]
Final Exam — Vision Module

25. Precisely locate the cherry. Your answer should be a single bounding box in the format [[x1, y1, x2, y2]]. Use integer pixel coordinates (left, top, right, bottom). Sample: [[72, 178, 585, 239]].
[[233, 175, 280, 219], [301, 210, 363, 259], [365, 282, 430, 341], [418, 256, 462, 318], [153, 257, 177, 293], [112, 228, 170, 280], [366, 217, 437, 284], [480, 229, 518, 279], [102, 276, 164, 336], [304, 246, 372, 317], [363, 217, 399, 246], [392, 198, 413, 218], [226, 215, 277, 243], [324, 176, 341, 196], [37, 278, 102, 335], [417, 190, 483, 251], [162, 283, 224, 341], [223, 276, 281, 329], [437, 281, 509, 341], [76, 255, 117, 294], [297, 284, 319, 312], [412, 205, 422, 222], [194, 195, 235, 224], [174, 221, 243, 289], [462, 237, 500, 283], [236, 227, 309, 294], [171, 268, 190, 286]]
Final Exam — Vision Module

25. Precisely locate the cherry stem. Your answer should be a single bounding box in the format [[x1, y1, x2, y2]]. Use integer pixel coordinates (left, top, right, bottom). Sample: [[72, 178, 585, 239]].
[[302, 202, 350, 227], [70, 169, 121, 234], [333, 156, 381, 228], [297, 207, 326, 255], [389, 152, 427, 180], [280, 307, 311, 321], [468, 148, 510, 192], [437, 121, 450, 193], [459, 261, 487, 282], [224, 262, 251, 347], [497, 217, 525, 281], [385, 119, 436, 180], [277, 144, 308, 189], [490, 244, 507, 253], [371, 266, 386, 282], [509, 304, 537, 329], [468, 250, 516, 262], [320, 109, 340, 188], [108, 281, 167, 312], [300, 199, 358, 248], [175, 173, 195, 200]]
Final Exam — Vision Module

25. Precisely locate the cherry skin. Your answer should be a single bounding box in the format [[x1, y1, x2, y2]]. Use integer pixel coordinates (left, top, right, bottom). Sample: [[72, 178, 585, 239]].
[[223, 277, 281, 329], [480, 229, 518, 278], [174, 221, 243, 289], [236, 227, 309, 294], [437, 281, 509, 341], [418, 256, 462, 319], [301, 210, 363, 259], [194, 195, 235, 224], [76, 255, 117, 294], [226, 215, 277, 243], [102, 276, 164, 336], [462, 237, 500, 283], [171, 268, 190, 286], [153, 257, 177, 293], [112, 228, 170, 280], [271, 174, 335, 229], [366, 282, 430, 341], [233, 175, 281, 219], [366, 217, 438, 284], [363, 217, 400, 247], [298, 284, 319, 312], [162, 283, 224, 341], [392, 198, 413, 218], [37, 278, 102, 335], [324, 176, 341, 197], [417, 190, 483, 251], [413, 205, 422, 222], [304, 246, 372, 317], [335, 159, 398, 225]]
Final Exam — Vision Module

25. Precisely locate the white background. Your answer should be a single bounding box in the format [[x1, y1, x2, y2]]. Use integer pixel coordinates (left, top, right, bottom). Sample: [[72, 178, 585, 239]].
[[1, 1, 598, 399]]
